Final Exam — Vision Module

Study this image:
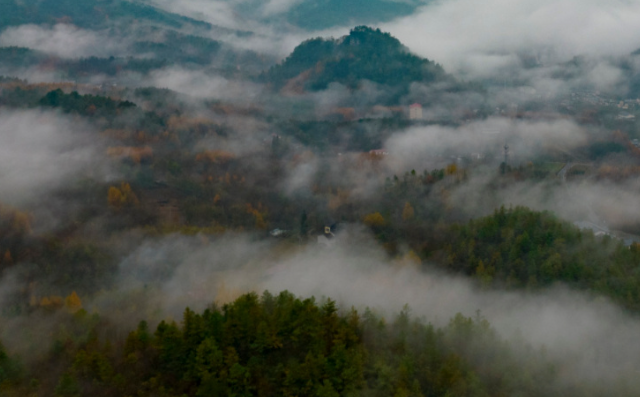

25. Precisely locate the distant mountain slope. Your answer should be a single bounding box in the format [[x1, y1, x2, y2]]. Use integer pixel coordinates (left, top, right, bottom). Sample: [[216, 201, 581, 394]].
[[286, 0, 419, 30], [260, 0, 427, 31], [0, 39, 266, 82], [262, 26, 449, 93], [0, 0, 213, 31], [0, 1, 269, 79], [0, 47, 47, 69], [628, 50, 640, 99]]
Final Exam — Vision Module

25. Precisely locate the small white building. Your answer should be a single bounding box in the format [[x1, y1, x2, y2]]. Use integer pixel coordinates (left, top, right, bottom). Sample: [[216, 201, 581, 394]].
[[409, 103, 423, 120]]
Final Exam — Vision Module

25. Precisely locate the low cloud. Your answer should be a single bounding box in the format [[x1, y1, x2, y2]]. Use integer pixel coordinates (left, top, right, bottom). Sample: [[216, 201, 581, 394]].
[[384, 0, 640, 79], [148, 0, 348, 57], [383, 117, 588, 171], [0, 24, 126, 58], [0, 110, 111, 205], [148, 67, 264, 101], [449, 172, 640, 229], [146, 0, 246, 31], [262, 0, 304, 16]]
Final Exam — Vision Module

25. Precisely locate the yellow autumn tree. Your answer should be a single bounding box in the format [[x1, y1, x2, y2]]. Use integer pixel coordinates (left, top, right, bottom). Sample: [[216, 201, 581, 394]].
[[396, 250, 421, 268], [402, 202, 415, 221], [108, 183, 139, 209], [363, 212, 386, 227], [254, 213, 267, 230], [40, 295, 64, 310], [65, 291, 82, 313], [124, 183, 139, 204], [108, 186, 123, 209], [445, 163, 458, 176], [39, 296, 52, 308]]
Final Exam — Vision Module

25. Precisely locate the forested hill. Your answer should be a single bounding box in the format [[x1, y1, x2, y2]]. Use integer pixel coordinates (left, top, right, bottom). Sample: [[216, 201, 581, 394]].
[[0, 291, 596, 397], [261, 26, 450, 93]]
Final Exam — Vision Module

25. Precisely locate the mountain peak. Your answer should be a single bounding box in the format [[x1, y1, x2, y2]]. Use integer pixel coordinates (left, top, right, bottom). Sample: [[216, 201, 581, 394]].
[[262, 26, 448, 96]]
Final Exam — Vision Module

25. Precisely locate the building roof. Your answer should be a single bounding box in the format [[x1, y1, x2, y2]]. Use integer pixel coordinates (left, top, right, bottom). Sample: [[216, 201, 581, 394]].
[[410, 103, 422, 108]]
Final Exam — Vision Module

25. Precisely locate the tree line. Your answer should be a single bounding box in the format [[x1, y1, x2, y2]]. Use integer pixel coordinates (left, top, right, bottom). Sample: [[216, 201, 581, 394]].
[[0, 290, 599, 397]]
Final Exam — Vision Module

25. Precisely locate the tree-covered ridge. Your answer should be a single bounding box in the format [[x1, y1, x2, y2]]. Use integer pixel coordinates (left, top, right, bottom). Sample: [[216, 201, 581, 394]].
[[0, 2, 264, 78], [0, 0, 211, 31], [0, 47, 168, 79], [39, 89, 136, 116], [1, 291, 576, 397], [262, 26, 449, 92], [0, 45, 258, 81], [443, 206, 640, 309], [0, 47, 48, 69], [0, 32, 265, 79]]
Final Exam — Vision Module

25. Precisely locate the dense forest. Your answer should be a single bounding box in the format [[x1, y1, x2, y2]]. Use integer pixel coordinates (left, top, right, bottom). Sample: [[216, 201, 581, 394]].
[[1, 291, 621, 397], [443, 207, 640, 308]]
